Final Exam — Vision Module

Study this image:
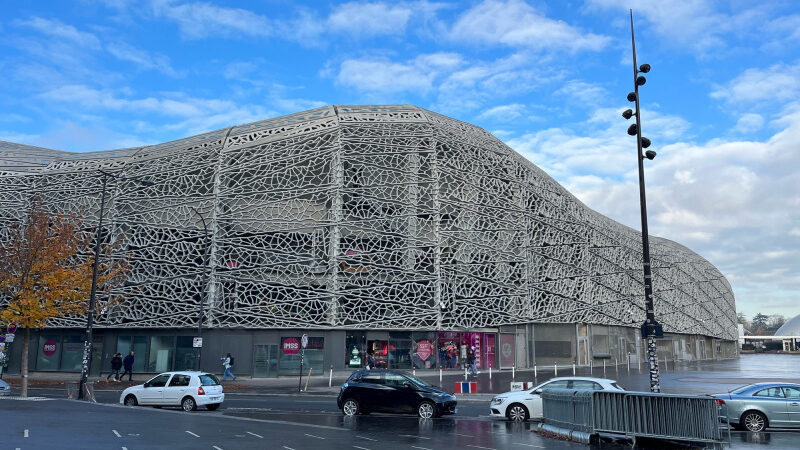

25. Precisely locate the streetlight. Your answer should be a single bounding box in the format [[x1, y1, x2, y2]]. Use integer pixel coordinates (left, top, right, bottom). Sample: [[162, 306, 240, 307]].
[[189, 206, 210, 371], [622, 9, 663, 393], [78, 170, 153, 399]]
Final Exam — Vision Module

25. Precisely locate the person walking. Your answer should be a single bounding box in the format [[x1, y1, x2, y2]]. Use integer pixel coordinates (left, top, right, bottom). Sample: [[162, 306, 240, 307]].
[[120, 351, 135, 382], [466, 346, 477, 376], [367, 351, 376, 370], [222, 353, 236, 380], [106, 353, 122, 382]]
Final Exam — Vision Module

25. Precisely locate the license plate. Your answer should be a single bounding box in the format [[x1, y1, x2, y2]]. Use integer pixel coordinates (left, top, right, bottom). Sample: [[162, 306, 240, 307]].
[[210, 396, 220, 401]]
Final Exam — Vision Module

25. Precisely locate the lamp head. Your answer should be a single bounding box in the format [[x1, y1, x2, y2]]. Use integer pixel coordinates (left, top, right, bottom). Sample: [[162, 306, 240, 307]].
[[622, 109, 634, 120], [638, 63, 651, 73], [644, 150, 657, 160], [641, 137, 651, 148], [627, 92, 637, 102], [636, 76, 647, 86], [627, 124, 638, 136]]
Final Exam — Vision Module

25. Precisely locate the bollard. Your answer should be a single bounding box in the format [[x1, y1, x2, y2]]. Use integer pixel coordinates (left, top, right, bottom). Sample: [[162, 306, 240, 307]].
[[615, 358, 618, 373], [572, 363, 576, 376], [439, 368, 442, 385], [328, 366, 333, 388], [554, 363, 558, 377], [304, 367, 312, 392], [413, 368, 416, 376], [638, 358, 641, 373], [534, 364, 537, 378], [603, 359, 606, 376], [489, 366, 492, 379], [464, 366, 468, 380], [512, 366, 515, 381], [590, 360, 593, 376], [627, 353, 630, 373]]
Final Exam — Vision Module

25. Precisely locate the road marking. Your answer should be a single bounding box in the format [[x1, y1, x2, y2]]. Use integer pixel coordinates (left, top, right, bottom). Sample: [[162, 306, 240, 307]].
[[24, 429, 29, 438], [186, 430, 200, 437], [283, 447, 296, 450], [112, 429, 122, 438], [454, 433, 474, 437], [514, 444, 545, 448], [246, 431, 264, 438], [213, 446, 223, 450], [400, 435, 430, 440], [467, 446, 497, 450], [355, 435, 377, 441], [122, 447, 128, 450], [412, 446, 432, 450], [304, 433, 325, 439], [353, 446, 371, 450]]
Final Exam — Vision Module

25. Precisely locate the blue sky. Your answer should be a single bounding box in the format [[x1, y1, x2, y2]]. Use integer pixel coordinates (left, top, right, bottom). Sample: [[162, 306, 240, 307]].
[[1, 0, 799, 322]]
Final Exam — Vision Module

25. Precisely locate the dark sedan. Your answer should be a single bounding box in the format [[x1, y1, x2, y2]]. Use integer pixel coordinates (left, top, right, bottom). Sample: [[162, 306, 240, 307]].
[[713, 383, 800, 432], [337, 369, 457, 419]]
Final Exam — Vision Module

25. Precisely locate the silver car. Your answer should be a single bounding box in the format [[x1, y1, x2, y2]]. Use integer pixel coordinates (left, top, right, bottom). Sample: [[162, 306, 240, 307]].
[[0, 379, 11, 396], [713, 383, 800, 432]]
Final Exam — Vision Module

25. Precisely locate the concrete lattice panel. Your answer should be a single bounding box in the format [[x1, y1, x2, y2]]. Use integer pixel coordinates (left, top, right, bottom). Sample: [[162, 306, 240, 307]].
[[0, 105, 737, 340]]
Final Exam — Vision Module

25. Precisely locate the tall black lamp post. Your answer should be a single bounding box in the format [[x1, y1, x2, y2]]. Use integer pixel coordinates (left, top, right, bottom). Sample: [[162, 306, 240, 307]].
[[79, 170, 153, 399], [622, 10, 662, 393], [189, 206, 210, 371]]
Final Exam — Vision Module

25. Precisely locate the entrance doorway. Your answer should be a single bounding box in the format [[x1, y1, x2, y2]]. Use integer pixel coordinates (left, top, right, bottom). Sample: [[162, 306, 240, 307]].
[[577, 337, 589, 366], [253, 344, 278, 378]]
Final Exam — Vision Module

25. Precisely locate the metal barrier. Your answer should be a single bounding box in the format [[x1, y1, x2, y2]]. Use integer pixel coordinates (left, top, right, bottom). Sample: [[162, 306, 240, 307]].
[[541, 388, 722, 445], [65, 381, 96, 402]]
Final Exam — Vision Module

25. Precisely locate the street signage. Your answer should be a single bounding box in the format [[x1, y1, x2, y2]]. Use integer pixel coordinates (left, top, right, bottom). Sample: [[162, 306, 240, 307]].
[[301, 334, 309, 349], [0, 335, 4, 343], [42, 339, 57, 356], [7, 323, 16, 334], [193, 337, 203, 348], [282, 337, 300, 355], [5, 334, 14, 343], [640, 321, 664, 338]]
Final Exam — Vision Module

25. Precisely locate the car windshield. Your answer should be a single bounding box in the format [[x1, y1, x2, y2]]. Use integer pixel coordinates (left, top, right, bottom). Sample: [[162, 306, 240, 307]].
[[403, 374, 432, 387], [200, 373, 221, 386]]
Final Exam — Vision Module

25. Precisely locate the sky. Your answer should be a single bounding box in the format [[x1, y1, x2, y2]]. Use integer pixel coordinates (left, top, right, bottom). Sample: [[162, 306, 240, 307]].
[[0, 0, 798, 321]]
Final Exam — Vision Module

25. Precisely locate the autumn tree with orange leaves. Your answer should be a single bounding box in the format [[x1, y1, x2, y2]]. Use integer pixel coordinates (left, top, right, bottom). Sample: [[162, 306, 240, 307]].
[[0, 205, 124, 397]]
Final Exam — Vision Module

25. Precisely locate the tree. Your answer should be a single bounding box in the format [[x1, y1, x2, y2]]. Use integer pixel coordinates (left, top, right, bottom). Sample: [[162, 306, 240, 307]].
[[767, 315, 786, 334], [751, 313, 769, 332], [0, 205, 123, 397]]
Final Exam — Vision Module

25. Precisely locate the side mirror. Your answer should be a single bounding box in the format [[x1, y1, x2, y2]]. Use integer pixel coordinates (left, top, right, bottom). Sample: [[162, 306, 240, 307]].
[[534, 389, 542, 394], [143, 382, 150, 388], [402, 382, 412, 389]]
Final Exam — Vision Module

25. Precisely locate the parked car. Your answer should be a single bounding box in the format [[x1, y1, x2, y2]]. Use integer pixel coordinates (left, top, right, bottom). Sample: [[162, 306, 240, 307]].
[[337, 369, 457, 419], [120, 371, 224, 412], [0, 379, 11, 396], [490, 376, 625, 421], [712, 383, 800, 432]]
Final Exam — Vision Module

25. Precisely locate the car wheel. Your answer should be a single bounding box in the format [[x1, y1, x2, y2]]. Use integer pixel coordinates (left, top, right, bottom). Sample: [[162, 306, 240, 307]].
[[181, 396, 197, 412], [417, 401, 436, 419], [123, 395, 138, 407], [742, 411, 767, 432], [342, 399, 360, 416], [206, 403, 220, 411], [506, 403, 529, 422]]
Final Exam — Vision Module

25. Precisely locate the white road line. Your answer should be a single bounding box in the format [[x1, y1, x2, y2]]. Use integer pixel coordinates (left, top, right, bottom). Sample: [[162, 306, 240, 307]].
[[24, 429, 29, 438], [304, 433, 325, 439], [467, 445, 497, 450], [213, 446, 223, 450], [353, 446, 371, 450], [400, 435, 430, 440], [112, 429, 122, 438], [186, 430, 200, 438], [283, 447, 296, 450], [514, 444, 545, 448], [122, 447, 128, 450], [454, 433, 474, 437], [412, 446, 432, 450], [246, 431, 264, 438], [355, 435, 377, 441]]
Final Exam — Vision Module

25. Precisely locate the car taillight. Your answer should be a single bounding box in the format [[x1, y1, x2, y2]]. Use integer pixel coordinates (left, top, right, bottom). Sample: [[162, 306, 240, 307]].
[[198, 386, 205, 395], [715, 399, 725, 405]]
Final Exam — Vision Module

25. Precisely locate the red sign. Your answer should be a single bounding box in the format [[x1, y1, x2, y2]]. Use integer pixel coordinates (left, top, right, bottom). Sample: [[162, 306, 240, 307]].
[[416, 340, 432, 361], [282, 337, 300, 355], [43, 339, 58, 356], [7, 323, 16, 334]]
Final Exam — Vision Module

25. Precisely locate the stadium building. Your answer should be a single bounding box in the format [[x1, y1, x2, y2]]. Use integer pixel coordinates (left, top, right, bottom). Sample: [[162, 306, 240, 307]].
[[0, 105, 737, 377]]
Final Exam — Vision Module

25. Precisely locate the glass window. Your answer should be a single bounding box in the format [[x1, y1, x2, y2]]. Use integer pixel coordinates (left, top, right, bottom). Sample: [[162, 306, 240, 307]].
[[147, 374, 170, 387], [200, 374, 220, 386], [754, 387, 785, 398], [572, 380, 599, 390], [147, 336, 175, 372], [385, 374, 407, 387], [782, 387, 800, 399], [117, 336, 147, 372], [412, 332, 437, 369], [278, 336, 324, 376], [361, 374, 383, 385], [60, 335, 84, 371], [36, 335, 61, 371], [174, 336, 197, 371], [543, 380, 569, 389], [168, 374, 191, 387]]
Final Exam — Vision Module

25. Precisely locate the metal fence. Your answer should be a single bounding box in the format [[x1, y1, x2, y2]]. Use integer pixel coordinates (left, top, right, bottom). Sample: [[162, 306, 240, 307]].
[[65, 381, 96, 402], [541, 388, 722, 445]]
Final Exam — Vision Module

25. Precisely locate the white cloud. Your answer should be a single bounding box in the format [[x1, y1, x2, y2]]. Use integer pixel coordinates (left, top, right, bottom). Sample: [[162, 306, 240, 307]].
[[478, 103, 525, 121], [451, 0, 609, 52], [15, 17, 101, 50], [556, 80, 608, 106], [106, 42, 178, 76], [336, 53, 462, 93], [711, 62, 800, 105], [150, 0, 272, 39], [327, 2, 412, 36], [734, 113, 764, 133]]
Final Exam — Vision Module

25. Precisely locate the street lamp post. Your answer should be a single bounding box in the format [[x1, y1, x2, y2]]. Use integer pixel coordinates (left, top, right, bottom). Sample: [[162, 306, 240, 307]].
[[623, 9, 662, 393], [189, 206, 210, 371], [78, 170, 153, 399]]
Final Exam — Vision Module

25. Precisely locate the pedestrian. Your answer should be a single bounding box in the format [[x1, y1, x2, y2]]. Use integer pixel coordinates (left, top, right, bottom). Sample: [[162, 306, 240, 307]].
[[367, 351, 376, 370], [120, 351, 135, 381], [467, 346, 477, 376], [222, 353, 236, 380], [106, 353, 122, 382]]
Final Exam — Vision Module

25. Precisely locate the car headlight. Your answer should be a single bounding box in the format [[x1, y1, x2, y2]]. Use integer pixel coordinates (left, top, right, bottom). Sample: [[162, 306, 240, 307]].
[[491, 397, 504, 405]]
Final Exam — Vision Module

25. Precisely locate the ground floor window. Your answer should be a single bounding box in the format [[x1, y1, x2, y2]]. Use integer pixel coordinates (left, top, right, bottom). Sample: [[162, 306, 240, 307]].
[[279, 336, 324, 376], [116, 336, 147, 372], [34, 334, 84, 371]]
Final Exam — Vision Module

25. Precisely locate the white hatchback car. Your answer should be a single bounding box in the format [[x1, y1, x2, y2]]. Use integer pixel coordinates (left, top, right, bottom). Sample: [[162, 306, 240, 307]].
[[120, 371, 224, 412], [490, 377, 624, 421]]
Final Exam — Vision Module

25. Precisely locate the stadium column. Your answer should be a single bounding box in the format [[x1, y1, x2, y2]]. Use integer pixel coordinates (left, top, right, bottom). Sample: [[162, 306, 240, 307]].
[[430, 129, 443, 330], [328, 126, 343, 326]]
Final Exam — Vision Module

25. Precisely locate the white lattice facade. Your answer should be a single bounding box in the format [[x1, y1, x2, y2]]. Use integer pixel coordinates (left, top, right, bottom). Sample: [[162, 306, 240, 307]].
[[0, 105, 737, 341]]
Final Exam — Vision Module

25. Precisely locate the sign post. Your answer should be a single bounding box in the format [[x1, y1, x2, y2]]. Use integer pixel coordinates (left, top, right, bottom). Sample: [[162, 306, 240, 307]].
[[298, 334, 308, 392]]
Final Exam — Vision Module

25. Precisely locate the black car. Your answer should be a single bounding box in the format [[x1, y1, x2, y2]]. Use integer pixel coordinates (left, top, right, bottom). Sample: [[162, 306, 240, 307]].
[[337, 369, 457, 418]]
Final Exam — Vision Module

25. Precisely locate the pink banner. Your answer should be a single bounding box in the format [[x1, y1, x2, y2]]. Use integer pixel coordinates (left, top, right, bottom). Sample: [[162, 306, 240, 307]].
[[499, 334, 515, 368]]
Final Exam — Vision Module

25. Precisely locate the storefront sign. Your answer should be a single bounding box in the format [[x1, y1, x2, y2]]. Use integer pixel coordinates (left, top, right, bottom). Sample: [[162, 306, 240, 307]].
[[282, 337, 300, 355], [499, 334, 515, 368], [416, 340, 432, 361], [43, 339, 58, 356]]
